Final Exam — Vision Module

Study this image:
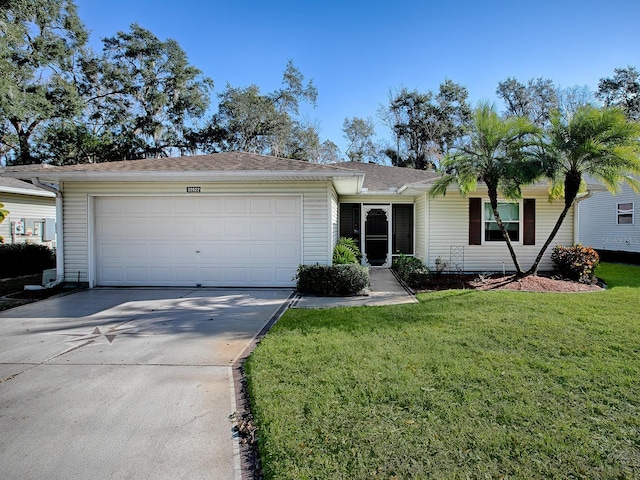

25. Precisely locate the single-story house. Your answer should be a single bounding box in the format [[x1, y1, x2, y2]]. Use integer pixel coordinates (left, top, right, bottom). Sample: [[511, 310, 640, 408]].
[[0, 176, 56, 246], [578, 183, 640, 261], [3, 152, 589, 287]]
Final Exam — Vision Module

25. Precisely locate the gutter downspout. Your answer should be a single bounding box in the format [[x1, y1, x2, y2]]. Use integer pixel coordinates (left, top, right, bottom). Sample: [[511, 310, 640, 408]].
[[573, 190, 594, 245], [29, 178, 64, 288]]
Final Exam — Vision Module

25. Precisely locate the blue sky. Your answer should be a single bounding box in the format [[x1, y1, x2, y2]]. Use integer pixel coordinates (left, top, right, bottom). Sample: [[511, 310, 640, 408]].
[[75, 0, 639, 158]]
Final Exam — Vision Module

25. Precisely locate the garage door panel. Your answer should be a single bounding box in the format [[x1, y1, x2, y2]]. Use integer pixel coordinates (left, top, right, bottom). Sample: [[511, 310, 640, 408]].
[[100, 266, 123, 283], [250, 198, 273, 213], [200, 198, 224, 214], [125, 198, 149, 214], [99, 243, 123, 259], [275, 267, 296, 284], [224, 243, 249, 259], [250, 244, 273, 260], [224, 198, 247, 214], [200, 222, 224, 238], [250, 220, 275, 238], [276, 243, 300, 261], [225, 267, 249, 283], [276, 218, 300, 237], [95, 196, 301, 287], [276, 197, 299, 213], [225, 220, 250, 237], [249, 267, 273, 283], [148, 267, 173, 283]]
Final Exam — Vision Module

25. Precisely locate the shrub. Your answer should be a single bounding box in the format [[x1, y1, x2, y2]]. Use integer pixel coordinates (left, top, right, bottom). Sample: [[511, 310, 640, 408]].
[[0, 243, 55, 279], [332, 237, 362, 264], [295, 264, 369, 296], [392, 254, 430, 289], [332, 244, 357, 264], [551, 244, 599, 284]]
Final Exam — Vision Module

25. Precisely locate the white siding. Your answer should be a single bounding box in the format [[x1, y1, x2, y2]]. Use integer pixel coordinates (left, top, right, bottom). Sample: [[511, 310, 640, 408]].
[[0, 193, 56, 246], [427, 189, 574, 273], [330, 185, 339, 254], [579, 185, 640, 253], [415, 193, 427, 261], [61, 181, 332, 284]]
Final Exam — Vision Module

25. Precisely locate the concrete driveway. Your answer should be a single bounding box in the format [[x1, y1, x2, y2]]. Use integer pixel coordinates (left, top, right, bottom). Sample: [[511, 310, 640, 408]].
[[0, 288, 293, 480]]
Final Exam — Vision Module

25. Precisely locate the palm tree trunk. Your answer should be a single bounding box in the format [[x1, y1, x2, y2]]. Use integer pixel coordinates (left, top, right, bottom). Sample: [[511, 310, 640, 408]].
[[487, 186, 524, 275], [526, 205, 570, 276], [526, 172, 581, 276]]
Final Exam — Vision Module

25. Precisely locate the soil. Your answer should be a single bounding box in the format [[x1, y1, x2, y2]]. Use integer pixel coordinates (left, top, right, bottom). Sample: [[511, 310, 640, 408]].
[[419, 273, 602, 293]]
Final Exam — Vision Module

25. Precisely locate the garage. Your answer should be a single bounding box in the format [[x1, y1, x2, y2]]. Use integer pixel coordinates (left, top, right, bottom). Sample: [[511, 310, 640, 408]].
[[94, 195, 301, 287]]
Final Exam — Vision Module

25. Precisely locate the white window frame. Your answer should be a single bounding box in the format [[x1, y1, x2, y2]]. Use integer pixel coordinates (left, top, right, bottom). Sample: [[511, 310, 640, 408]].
[[617, 202, 634, 225], [482, 200, 523, 245]]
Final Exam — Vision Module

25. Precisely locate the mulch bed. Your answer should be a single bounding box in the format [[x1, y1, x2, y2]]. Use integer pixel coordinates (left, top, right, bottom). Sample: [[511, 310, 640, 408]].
[[419, 273, 602, 293]]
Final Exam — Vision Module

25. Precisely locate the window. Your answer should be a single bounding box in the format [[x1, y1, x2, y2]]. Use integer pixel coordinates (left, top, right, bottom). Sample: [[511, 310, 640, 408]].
[[339, 203, 361, 248], [484, 202, 520, 242], [617, 202, 634, 224], [392, 204, 414, 254]]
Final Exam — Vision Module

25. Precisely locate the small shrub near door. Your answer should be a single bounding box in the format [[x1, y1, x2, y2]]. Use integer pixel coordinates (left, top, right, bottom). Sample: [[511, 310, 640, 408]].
[[332, 237, 362, 264], [295, 264, 369, 296], [551, 244, 599, 284], [392, 254, 430, 289]]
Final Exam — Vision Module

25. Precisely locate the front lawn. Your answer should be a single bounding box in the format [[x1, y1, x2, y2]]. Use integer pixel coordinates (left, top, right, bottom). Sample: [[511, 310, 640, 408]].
[[245, 263, 640, 479]]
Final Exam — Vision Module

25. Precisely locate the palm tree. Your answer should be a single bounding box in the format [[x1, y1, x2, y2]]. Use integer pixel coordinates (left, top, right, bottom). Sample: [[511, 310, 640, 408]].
[[431, 102, 541, 275], [0, 203, 8, 224], [527, 106, 640, 275]]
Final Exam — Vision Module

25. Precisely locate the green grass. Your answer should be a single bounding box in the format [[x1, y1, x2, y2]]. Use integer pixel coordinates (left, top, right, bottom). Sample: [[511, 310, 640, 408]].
[[245, 263, 640, 479]]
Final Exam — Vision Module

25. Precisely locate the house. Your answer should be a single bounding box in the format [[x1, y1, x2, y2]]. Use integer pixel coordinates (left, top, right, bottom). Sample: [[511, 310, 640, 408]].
[[578, 183, 640, 262], [0, 176, 56, 246], [3, 153, 586, 288]]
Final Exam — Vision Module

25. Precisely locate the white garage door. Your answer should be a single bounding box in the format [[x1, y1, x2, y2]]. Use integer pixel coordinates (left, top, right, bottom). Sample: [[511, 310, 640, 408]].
[[94, 196, 301, 287]]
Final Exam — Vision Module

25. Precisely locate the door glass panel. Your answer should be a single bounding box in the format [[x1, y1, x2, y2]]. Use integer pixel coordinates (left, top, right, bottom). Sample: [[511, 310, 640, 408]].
[[365, 208, 388, 266]]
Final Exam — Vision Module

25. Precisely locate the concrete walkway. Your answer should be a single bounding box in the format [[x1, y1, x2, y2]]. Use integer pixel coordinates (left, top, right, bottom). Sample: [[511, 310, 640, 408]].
[[291, 268, 417, 308]]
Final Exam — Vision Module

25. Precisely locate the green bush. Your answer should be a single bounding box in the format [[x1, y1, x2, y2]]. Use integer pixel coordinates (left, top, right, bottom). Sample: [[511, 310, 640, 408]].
[[392, 254, 430, 289], [332, 244, 357, 264], [551, 244, 599, 284], [332, 237, 362, 264], [295, 264, 369, 296], [0, 243, 56, 279]]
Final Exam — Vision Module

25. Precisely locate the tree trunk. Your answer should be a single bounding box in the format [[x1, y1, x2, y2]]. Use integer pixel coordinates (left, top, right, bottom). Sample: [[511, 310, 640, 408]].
[[487, 185, 524, 275], [526, 205, 570, 276], [526, 172, 581, 276], [10, 119, 38, 165]]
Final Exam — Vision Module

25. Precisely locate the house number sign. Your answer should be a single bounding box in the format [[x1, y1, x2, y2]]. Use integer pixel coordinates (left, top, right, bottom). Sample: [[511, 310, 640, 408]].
[[186, 186, 201, 193]]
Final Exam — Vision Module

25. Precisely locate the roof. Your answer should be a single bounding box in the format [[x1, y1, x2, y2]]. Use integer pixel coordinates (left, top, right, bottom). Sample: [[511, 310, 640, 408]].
[[0, 176, 56, 198], [2, 154, 445, 196], [2, 152, 365, 195], [335, 161, 440, 192], [3, 152, 351, 174]]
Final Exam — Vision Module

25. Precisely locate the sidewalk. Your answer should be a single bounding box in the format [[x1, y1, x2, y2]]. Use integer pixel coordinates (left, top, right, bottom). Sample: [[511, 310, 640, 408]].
[[291, 268, 417, 308]]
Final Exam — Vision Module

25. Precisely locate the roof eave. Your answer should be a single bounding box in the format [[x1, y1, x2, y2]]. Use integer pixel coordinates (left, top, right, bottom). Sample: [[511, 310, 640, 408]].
[[3, 169, 364, 195], [0, 185, 56, 197]]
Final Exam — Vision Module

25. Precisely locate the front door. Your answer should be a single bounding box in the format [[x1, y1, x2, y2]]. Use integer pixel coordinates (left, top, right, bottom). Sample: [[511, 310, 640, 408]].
[[363, 205, 391, 267]]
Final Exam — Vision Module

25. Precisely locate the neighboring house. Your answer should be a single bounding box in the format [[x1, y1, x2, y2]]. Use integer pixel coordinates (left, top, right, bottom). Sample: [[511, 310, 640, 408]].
[[0, 176, 56, 246], [3, 153, 587, 288], [578, 183, 640, 262]]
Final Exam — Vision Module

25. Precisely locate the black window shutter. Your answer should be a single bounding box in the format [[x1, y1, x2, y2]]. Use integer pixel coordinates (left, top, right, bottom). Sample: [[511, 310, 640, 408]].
[[523, 199, 536, 245], [469, 198, 482, 245]]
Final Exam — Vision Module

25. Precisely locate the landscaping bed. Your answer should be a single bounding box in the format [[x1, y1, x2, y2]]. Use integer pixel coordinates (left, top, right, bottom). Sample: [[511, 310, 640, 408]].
[[423, 273, 602, 292], [0, 274, 71, 312]]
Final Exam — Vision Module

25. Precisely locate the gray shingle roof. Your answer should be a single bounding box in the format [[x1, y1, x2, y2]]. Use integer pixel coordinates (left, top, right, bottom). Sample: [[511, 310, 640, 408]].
[[334, 162, 440, 191], [0, 176, 55, 197], [5, 153, 351, 173], [3, 153, 444, 193]]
